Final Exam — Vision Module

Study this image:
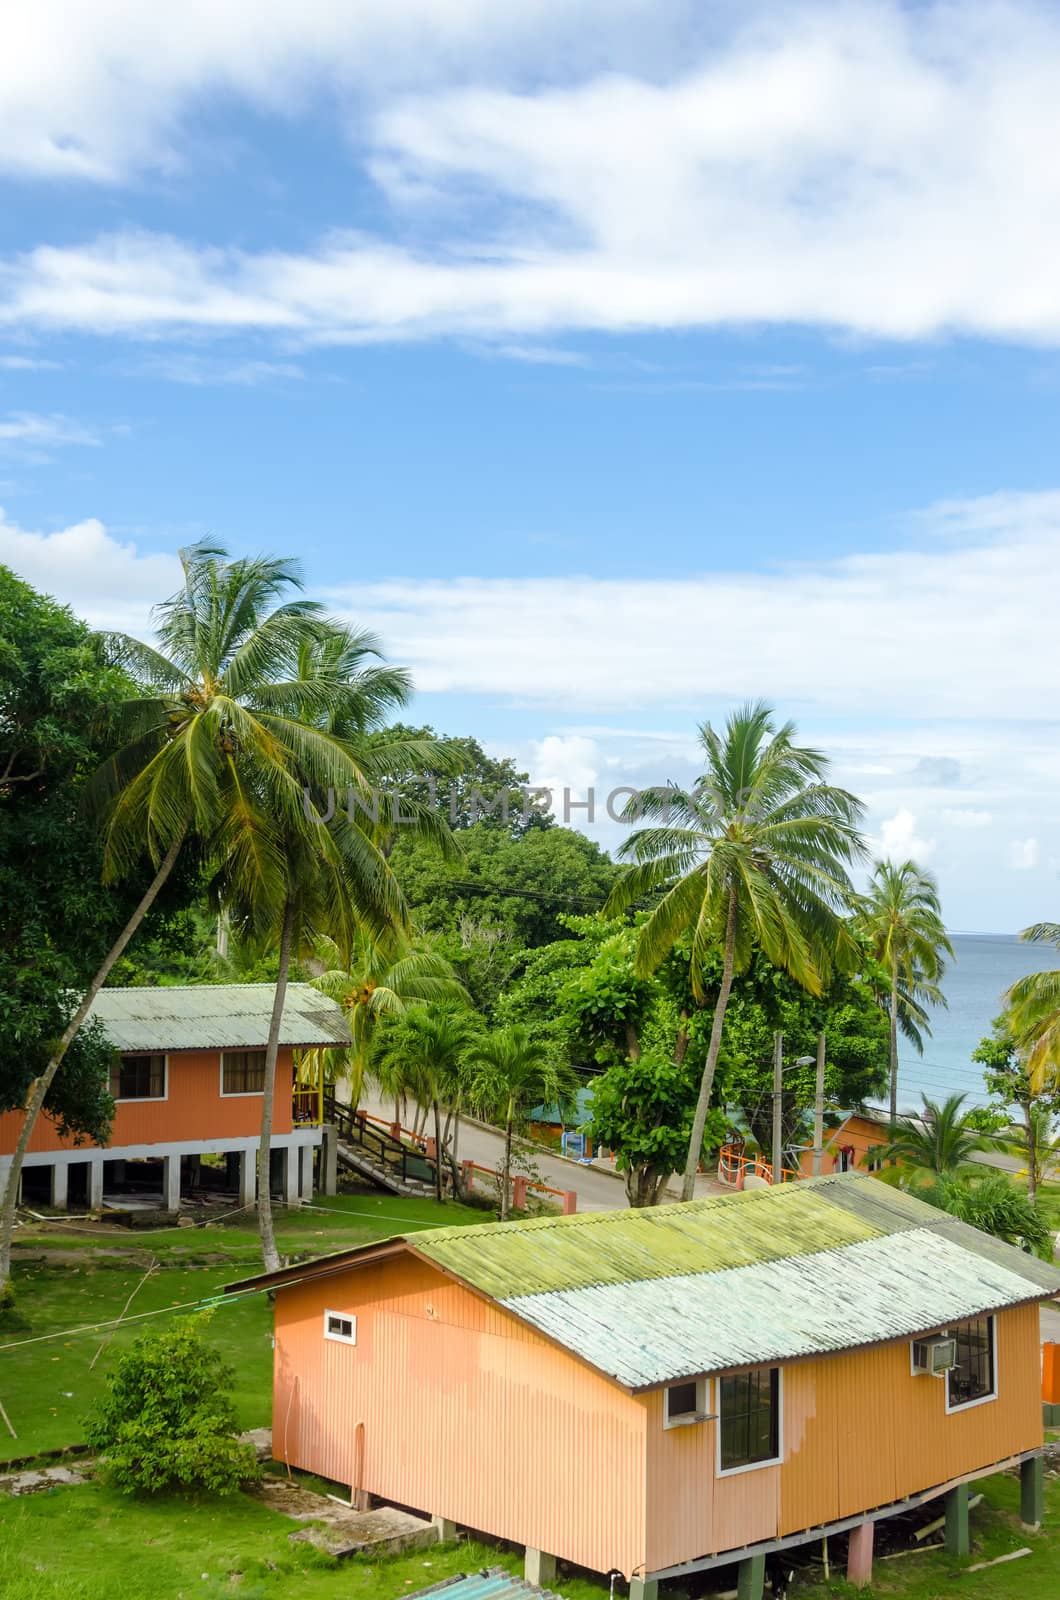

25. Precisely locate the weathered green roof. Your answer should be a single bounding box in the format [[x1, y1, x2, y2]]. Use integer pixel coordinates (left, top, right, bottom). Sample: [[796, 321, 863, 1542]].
[[236, 1173, 1060, 1390], [90, 984, 351, 1052]]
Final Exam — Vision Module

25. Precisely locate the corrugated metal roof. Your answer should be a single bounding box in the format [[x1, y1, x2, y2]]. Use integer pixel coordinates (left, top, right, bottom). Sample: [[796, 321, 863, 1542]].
[[414, 1185, 881, 1298], [89, 984, 352, 1052], [408, 1570, 567, 1599], [500, 1226, 1048, 1389]]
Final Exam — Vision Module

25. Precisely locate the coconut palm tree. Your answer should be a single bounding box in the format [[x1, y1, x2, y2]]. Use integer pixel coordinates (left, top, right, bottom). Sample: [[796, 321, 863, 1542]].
[[0, 544, 399, 1287], [854, 860, 952, 1132], [302, 931, 468, 1110], [606, 701, 865, 1201], [877, 1093, 985, 1173], [465, 1025, 577, 1219], [376, 1007, 477, 1202], [1006, 924, 1060, 1090], [26, 543, 412, 1275]]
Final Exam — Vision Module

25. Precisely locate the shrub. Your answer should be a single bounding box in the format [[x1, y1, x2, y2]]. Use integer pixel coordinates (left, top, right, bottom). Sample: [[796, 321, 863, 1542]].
[[86, 1314, 260, 1495], [915, 1168, 1055, 1259]]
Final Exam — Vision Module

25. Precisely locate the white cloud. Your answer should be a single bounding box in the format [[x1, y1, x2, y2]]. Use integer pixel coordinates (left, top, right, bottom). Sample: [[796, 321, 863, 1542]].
[[1009, 837, 1041, 870], [0, 511, 180, 631], [0, 354, 62, 370], [325, 489, 1060, 719], [7, 6, 1060, 344], [874, 807, 936, 864], [0, 412, 99, 454], [941, 808, 994, 829]]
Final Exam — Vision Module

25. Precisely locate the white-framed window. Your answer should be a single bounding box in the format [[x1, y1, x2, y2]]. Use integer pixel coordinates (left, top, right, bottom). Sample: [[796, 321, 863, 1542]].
[[664, 1378, 709, 1428], [945, 1316, 997, 1413], [109, 1053, 167, 1102], [716, 1366, 783, 1476], [323, 1309, 357, 1345], [221, 1050, 267, 1096]]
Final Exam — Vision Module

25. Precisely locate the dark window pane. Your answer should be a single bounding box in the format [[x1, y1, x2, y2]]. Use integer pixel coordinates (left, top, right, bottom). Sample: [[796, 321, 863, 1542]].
[[720, 1367, 779, 1470], [110, 1055, 165, 1101], [947, 1318, 994, 1408], [667, 1382, 699, 1419], [223, 1051, 266, 1094]]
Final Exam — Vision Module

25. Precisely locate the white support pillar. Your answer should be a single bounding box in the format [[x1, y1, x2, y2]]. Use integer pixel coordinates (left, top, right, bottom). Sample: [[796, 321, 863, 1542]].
[[162, 1154, 181, 1213], [88, 1157, 104, 1211], [238, 1148, 256, 1208], [299, 1145, 314, 1202], [51, 1163, 68, 1211], [320, 1124, 338, 1196], [283, 1147, 300, 1206]]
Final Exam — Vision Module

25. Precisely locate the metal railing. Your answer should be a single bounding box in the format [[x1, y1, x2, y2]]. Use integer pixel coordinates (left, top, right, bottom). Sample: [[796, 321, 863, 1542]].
[[717, 1143, 803, 1187], [323, 1093, 437, 1189]]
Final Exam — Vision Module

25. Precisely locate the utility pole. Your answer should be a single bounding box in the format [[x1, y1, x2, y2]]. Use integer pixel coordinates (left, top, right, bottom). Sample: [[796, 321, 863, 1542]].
[[771, 1030, 784, 1184], [812, 1031, 826, 1176]]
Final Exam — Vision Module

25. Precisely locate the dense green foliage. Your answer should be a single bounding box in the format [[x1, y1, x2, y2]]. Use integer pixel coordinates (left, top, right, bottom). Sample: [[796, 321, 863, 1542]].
[[86, 1316, 261, 1495], [918, 1169, 1054, 1259], [588, 1051, 706, 1206]]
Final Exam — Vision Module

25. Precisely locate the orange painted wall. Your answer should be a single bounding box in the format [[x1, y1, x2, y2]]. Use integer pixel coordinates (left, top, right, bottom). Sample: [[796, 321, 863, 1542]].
[[274, 1250, 1043, 1581], [273, 1254, 648, 1578], [799, 1115, 888, 1176], [0, 1050, 295, 1155]]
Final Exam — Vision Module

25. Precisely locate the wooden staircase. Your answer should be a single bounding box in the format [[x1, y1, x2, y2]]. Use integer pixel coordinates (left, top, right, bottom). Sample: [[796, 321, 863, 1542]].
[[324, 1095, 439, 1199]]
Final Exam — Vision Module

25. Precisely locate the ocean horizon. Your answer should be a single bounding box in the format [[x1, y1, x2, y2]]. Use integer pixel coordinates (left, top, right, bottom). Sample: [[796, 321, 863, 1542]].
[[896, 930, 1059, 1112]]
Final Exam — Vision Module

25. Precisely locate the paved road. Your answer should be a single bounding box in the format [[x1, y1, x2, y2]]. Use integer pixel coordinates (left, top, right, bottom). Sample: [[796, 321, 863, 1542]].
[[358, 1092, 723, 1212]]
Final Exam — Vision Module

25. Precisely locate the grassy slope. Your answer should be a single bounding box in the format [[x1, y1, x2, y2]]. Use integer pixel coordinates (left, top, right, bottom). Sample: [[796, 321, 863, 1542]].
[[0, 1194, 482, 1464], [0, 1472, 1057, 1600]]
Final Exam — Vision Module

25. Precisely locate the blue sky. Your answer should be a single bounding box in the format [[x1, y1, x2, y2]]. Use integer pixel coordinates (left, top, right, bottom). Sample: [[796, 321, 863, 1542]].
[[3, 0, 1060, 931]]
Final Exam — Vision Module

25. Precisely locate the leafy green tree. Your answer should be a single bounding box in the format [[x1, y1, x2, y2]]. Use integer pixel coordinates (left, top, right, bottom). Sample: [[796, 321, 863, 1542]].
[[919, 1169, 1053, 1259], [714, 952, 889, 1157], [974, 1012, 1060, 1203], [587, 1051, 713, 1207], [465, 1025, 577, 1219], [392, 821, 617, 952], [607, 701, 864, 1201], [0, 569, 200, 1292], [86, 1315, 260, 1495], [366, 723, 548, 835], [1006, 923, 1060, 1090], [878, 1093, 985, 1174], [854, 859, 952, 1131]]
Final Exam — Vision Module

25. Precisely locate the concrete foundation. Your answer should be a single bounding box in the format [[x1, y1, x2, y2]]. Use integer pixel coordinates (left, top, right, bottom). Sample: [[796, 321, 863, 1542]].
[[846, 1521, 874, 1588], [945, 1484, 970, 1556], [1021, 1454, 1044, 1530], [50, 1163, 68, 1210], [524, 1547, 556, 1587], [162, 1154, 181, 1212], [431, 1514, 458, 1543], [320, 1124, 338, 1195]]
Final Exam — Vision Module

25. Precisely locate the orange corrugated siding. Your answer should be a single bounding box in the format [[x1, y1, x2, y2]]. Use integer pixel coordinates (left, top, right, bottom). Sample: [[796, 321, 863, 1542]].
[[0, 1050, 295, 1154], [275, 1252, 1043, 1582], [274, 1255, 647, 1578]]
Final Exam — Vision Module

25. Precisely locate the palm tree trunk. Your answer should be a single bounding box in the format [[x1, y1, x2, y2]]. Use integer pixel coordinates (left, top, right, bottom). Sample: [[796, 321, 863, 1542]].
[[889, 956, 900, 1134], [681, 889, 738, 1203], [1026, 1105, 1038, 1205], [624, 1021, 641, 1060], [257, 896, 296, 1274], [500, 1112, 513, 1221], [0, 829, 185, 1297], [432, 1100, 444, 1204], [449, 1109, 463, 1198]]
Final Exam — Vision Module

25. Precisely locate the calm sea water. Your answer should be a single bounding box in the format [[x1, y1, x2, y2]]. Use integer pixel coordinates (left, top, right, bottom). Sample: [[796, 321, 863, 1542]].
[[897, 932, 1060, 1112]]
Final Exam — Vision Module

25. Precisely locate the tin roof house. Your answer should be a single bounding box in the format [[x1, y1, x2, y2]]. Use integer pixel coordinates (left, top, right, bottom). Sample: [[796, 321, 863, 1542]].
[[233, 1172, 1060, 1597], [0, 983, 350, 1213]]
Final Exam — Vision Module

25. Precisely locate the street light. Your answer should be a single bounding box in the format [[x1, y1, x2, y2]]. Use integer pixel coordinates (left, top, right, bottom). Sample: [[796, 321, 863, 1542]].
[[772, 1037, 820, 1183]]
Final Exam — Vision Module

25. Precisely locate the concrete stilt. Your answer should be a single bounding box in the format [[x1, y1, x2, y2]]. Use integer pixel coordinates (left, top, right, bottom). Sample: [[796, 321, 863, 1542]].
[[431, 1514, 457, 1543], [320, 1124, 338, 1196], [162, 1154, 181, 1213], [50, 1163, 68, 1211], [283, 1148, 300, 1206], [736, 1553, 765, 1600], [1021, 1455, 1045, 1529], [846, 1521, 875, 1588], [628, 1578, 659, 1600], [88, 1158, 104, 1210], [299, 1145, 314, 1202], [945, 1484, 970, 1556], [238, 1148, 256, 1208], [524, 1548, 556, 1587]]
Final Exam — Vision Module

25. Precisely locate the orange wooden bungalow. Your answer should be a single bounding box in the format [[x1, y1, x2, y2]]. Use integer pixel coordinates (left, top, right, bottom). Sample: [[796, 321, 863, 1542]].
[[232, 1173, 1060, 1597], [0, 984, 348, 1212]]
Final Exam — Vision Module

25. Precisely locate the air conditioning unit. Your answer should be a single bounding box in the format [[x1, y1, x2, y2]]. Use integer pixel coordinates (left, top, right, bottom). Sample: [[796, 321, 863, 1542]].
[[912, 1336, 957, 1377]]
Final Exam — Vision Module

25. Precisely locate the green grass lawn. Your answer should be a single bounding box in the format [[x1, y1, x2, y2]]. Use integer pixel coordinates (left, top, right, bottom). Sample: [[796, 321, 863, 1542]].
[[0, 1193, 482, 1464], [0, 1471, 1056, 1600]]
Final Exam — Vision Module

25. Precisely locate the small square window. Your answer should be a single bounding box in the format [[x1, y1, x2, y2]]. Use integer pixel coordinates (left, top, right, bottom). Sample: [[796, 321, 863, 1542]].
[[664, 1378, 707, 1427], [324, 1310, 356, 1345], [946, 1317, 996, 1411], [222, 1051, 267, 1094], [110, 1054, 166, 1101]]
